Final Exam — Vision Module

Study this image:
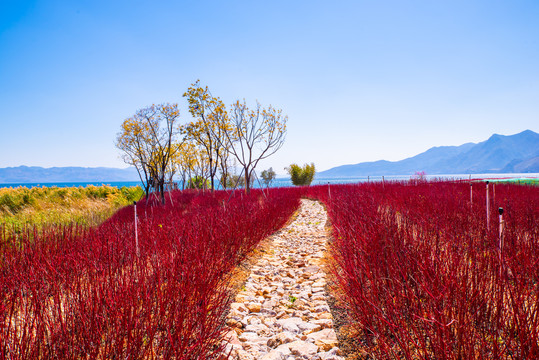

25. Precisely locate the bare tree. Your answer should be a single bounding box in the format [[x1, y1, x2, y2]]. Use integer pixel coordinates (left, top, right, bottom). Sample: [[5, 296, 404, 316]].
[[224, 100, 287, 193], [116, 109, 154, 199], [116, 103, 183, 204]]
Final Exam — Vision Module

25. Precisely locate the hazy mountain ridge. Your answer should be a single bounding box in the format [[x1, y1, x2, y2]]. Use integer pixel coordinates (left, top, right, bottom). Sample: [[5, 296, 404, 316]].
[[319, 130, 539, 177], [0, 166, 140, 183], [2, 130, 538, 182]]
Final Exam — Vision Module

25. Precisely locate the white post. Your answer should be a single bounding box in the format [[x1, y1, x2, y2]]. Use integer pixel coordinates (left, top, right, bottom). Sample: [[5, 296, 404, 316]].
[[134, 201, 139, 257], [486, 181, 490, 231], [498, 207, 504, 245], [328, 182, 331, 200], [498, 207, 504, 277]]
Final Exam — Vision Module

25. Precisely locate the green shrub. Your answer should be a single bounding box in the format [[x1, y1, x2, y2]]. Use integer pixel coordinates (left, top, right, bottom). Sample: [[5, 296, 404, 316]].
[[286, 163, 316, 186], [187, 176, 209, 189], [0, 193, 19, 213], [226, 174, 254, 189]]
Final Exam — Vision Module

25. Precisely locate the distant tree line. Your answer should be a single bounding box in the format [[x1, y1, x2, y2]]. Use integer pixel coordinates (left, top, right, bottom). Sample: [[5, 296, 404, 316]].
[[116, 81, 287, 204]]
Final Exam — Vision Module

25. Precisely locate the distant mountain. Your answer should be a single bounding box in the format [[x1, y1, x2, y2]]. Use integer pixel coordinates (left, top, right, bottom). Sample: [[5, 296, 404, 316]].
[[0, 166, 140, 183], [501, 156, 539, 173], [319, 130, 539, 177]]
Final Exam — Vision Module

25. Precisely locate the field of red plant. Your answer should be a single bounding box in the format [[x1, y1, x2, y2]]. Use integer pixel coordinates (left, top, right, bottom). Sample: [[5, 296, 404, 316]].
[[317, 181, 539, 359], [0, 188, 300, 359], [2, 181, 537, 359]]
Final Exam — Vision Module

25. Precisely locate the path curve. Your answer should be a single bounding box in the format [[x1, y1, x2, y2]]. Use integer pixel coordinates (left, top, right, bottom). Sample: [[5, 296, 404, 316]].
[[224, 199, 344, 360]]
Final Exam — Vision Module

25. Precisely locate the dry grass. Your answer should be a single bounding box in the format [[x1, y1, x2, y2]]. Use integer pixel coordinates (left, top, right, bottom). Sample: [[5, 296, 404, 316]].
[[0, 185, 143, 228]]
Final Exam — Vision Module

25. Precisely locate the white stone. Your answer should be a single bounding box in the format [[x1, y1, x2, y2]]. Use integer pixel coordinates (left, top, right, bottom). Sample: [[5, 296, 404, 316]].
[[288, 340, 319, 357], [260, 350, 284, 360], [298, 321, 322, 334], [307, 328, 339, 351], [238, 331, 259, 342]]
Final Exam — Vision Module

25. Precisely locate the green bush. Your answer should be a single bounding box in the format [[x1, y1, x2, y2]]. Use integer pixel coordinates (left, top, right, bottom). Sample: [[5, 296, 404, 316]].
[[187, 176, 210, 189], [226, 174, 254, 189], [121, 186, 144, 202], [286, 163, 316, 186], [0, 193, 19, 213]]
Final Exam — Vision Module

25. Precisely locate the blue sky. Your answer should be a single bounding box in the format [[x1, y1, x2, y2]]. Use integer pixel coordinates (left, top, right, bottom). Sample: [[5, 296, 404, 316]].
[[1, 0, 538, 174]]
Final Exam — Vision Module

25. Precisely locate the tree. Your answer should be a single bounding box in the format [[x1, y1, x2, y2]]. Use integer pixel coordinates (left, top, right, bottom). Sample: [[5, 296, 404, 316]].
[[217, 144, 234, 189], [116, 103, 182, 204], [224, 100, 287, 193], [226, 174, 254, 189], [171, 140, 211, 190], [260, 167, 276, 187], [286, 163, 316, 186], [116, 114, 153, 198], [183, 81, 231, 193]]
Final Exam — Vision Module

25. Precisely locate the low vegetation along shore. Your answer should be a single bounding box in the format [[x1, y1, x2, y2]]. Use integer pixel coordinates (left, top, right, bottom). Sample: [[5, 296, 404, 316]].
[[0, 185, 143, 228], [0, 181, 538, 359]]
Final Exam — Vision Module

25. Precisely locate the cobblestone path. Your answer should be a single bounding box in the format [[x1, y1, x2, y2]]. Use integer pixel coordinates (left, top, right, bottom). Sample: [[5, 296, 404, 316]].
[[223, 199, 344, 360]]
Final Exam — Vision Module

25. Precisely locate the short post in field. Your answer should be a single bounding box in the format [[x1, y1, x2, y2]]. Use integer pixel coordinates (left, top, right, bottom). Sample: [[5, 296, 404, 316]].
[[134, 201, 139, 257], [470, 182, 473, 207], [486, 181, 490, 231], [328, 182, 331, 200], [498, 207, 504, 276], [498, 207, 504, 245]]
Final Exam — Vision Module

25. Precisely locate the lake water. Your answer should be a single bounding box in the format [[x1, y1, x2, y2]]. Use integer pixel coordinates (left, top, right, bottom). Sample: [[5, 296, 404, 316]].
[[1, 173, 537, 189]]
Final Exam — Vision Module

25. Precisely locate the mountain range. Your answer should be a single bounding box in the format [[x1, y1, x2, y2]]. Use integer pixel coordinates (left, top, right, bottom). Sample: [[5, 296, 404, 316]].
[[2, 130, 538, 183], [319, 130, 539, 178], [0, 166, 140, 184]]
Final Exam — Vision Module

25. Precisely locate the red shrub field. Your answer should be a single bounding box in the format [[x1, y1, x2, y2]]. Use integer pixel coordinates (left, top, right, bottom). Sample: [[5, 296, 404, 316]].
[[319, 181, 539, 359], [1, 181, 537, 359], [0, 188, 300, 359]]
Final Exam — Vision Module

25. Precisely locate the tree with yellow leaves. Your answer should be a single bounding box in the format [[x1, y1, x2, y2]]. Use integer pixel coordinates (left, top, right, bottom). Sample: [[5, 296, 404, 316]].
[[116, 103, 183, 204], [171, 140, 210, 190], [183, 81, 232, 192]]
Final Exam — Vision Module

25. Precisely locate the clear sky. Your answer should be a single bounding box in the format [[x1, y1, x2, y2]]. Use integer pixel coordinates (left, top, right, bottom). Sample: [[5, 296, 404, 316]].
[[1, 0, 538, 174]]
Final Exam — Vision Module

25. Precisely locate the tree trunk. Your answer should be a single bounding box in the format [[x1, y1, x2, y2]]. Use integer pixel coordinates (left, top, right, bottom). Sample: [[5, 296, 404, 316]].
[[160, 181, 165, 205], [145, 184, 150, 205], [245, 170, 251, 194], [209, 156, 215, 193]]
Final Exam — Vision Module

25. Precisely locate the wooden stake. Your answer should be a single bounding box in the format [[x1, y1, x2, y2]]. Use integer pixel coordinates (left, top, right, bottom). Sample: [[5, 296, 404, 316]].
[[328, 182, 331, 200], [134, 201, 139, 257], [499, 207, 504, 277], [470, 182, 473, 207], [486, 181, 490, 231]]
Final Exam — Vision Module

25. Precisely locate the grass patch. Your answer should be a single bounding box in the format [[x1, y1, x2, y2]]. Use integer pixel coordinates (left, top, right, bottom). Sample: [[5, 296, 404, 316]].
[[0, 185, 143, 228]]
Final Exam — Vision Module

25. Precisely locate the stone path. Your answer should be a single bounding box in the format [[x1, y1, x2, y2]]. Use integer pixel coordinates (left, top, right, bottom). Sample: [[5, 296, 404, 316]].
[[223, 199, 344, 360]]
